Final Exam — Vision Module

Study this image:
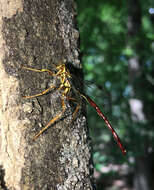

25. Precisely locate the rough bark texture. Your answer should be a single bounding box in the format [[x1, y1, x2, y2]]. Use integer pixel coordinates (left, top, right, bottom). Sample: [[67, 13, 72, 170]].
[[0, 0, 95, 190]]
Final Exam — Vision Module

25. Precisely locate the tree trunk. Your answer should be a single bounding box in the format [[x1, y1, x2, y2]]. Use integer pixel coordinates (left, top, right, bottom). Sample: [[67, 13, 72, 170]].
[[134, 156, 151, 190], [127, 0, 152, 190], [0, 0, 95, 189]]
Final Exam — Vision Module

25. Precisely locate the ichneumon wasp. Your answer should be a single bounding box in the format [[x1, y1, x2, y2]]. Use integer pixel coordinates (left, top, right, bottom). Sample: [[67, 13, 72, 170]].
[[22, 61, 126, 155]]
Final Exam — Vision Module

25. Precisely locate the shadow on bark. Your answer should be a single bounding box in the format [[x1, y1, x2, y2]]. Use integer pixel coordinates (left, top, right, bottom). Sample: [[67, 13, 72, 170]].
[[0, 165, 9, 190]]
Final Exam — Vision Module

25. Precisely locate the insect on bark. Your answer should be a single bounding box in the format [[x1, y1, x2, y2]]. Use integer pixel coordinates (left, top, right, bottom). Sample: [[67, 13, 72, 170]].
[[22, 61, 126, 155]]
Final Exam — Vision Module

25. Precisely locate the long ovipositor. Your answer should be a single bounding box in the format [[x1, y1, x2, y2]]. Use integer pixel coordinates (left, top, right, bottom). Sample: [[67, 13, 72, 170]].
[[83, 94, 126, 155]]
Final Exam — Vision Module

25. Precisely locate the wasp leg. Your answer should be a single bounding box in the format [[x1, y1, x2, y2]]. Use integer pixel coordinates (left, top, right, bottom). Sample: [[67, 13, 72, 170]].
[[23, 85, 56, 99], [72, 104, 80, 121], [33, 97, 66, 140], [67, 97, 80, 124], [22, 66, 56, 76]]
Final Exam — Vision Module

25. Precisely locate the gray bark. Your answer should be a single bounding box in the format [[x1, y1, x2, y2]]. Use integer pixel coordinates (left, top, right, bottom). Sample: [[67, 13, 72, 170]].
[[0, 0, 95, 190]]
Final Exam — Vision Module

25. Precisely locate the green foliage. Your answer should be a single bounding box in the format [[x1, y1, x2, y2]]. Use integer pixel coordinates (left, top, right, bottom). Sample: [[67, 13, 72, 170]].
[[76, 0, 154, 172]]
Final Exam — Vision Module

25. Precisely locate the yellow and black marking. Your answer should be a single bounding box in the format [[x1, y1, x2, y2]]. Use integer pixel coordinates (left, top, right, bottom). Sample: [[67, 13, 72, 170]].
[[23, 61, 82, 141]]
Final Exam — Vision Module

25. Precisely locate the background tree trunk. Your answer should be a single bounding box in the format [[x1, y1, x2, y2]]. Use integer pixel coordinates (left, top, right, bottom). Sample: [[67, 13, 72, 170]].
[[0, 0, 95, 189], [127, 0, 152, 190]]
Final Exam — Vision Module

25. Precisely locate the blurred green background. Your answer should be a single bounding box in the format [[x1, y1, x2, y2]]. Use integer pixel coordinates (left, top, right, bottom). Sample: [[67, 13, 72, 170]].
[[76, 0, 154, 190]]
